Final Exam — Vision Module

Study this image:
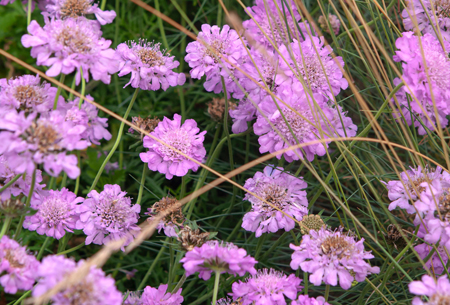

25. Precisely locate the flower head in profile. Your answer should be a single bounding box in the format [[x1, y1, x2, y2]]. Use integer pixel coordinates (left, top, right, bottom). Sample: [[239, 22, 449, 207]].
[[0, 110, 90, 178], [185, 24, 246, 95], [180, 240, 257, 280], [0, 236, 39, 294], [0, 74, 63, 113], [277, 37, 348, 98], [392, 32, 450, 135], [32, 255, 122, 305], [140, 284, 183, 305], [146, 196, 184, 238], [23, 188, 84, 239], [177, 225, 211, 252], [318, 14, 340, 35], [290, 227, 380, 289], [242, 165, 308, 237], [231, 268, 302, 305], [45, 0, 116, 25], [292, 296, 330, 305], [116, 40, 186, 91], [140, 114, 206, 179], [76, 184, 141, 250], [409, 274, 450, 305], [21, 17, 118, 84], [415, 243, 449, 275]]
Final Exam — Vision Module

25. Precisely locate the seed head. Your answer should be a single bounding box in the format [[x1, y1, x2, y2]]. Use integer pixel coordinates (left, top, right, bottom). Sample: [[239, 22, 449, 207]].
[[177, 226, 210, 252], [300, 214, 325, 235], [207, 98, 236, 122]]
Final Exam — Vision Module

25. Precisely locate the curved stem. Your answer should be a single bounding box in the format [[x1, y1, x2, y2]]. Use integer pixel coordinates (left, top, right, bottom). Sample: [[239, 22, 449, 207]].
[[171, 272, 186, 294], [0, 217, 12, 239], [57, 241, 85, 255], [37, 236, 52, 260], [212, 271, 221, 305], [14, 169, 36, 239], [78, 69, 86, 108], [0, 174, 21, 193], [53, 74, 65, 110], [68, 76, 77, 101], [89, 88, 139, 192]]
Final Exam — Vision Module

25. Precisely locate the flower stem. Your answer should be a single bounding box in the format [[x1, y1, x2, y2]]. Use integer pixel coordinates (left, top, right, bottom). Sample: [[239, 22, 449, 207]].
[[0, 174, 21, 193], [12, 290, 31, 305], [171, 272, 186, 294], [325, 284, 330, 302], [53, 74, 65, 110], [136, 165, 147, 207], [26, 0, 32, 27], [137, 237, 167, 291], [74, 151, 81, 195], [14, 169, 36, 239], [0, 217, 12, 239], [68, 76, 76, 101], [212, 271, 221, 305], [78, 68, 86, 108], [89, 88, 139, 193], [57, 241, 84, 255], [37, 236, 52, 260]]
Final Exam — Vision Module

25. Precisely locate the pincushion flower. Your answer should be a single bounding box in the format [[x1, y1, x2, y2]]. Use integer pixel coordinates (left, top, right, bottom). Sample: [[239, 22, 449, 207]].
[[33, 255, 122, 305], [415, 243, 449, 274], [292, 296, 330, 305], [0, 74, 63, 113], [290, 227, 380, 289], [0, 236, 39, 294], [140, 114, 206, 179], [402, 0, 450, 42], [392, 32, 450, 135], [253, 92, 356, 162], [116, 40, 186, 91], [23, 188, 84, 239], [21, 17, 119, 85], [185, 24, 247, 95], [0, 110, 90, 178], [140, 284, 183, 305], [243, 0, 310, 48], [179, 240, 257, 280], [229, 98, 258, 134], [76, 184, 140, 250], [45, 0, 116, 25], [230, 268, 302, 305], [318, 14, 341, 35], [409, 274, 450, 305], [146, 197, 184, 238], [383, 165, 450, 214], [277, 37, 348, 97], [242, 165, 308, 237]]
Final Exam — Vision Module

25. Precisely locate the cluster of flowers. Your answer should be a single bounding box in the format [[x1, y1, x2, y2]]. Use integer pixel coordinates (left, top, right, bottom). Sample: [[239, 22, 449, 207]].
[[385, 165, 450, 274]]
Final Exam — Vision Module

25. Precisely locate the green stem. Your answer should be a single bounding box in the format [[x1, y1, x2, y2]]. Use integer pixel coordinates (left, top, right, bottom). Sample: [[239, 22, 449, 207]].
[[325, 284, 330, 302], [89, 88, 139, 192], [53, 74, 65, 110], [11, 290, 31, 305], [136, 165, 147, 206], [0, 174, 21, 193], [137, 238, 167, 291], [154, 0, 169, 49], [100, 0, 106, 10], [37, 236, 52, 260], [60, 172, 67, 189], [167, 239, 175, 291], [68, 77, 76, 100], [14, 169, 36, 239], [0, 217, 12, 239], [171, 272, 186, 294], [27, 0, 32, 27], [74, 151, 81, 195], [212, 271, 221, 305], [78, 69, 86, 108], [57, 242, 85, 255]]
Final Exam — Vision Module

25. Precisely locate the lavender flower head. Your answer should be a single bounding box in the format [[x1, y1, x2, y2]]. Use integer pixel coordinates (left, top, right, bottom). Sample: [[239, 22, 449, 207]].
[[116, 40, 186, 91], [292, 296, 330, 305], [76, 184, 141, 250], [179, 240, 257, 280], [23, 188, 84, 239], [231, 268, 302, 305], [140, 284, 183, 305], [242, 165, 308, 237], [409, 274, 450, 305], [392, 32, 450, 135], [45, 0, 116, 25], [0, 74, 63, 113], [415, 243, 449, 274], [21, 17, 118, 85], [33, 255, 122, 305], [146, 197, 184, 238], [318, 14, 341, 35], [0, 236, 39, 294], [140, 114, 206, 179], [290, 227, 380, 289], [277, 37, 347, 98], [185, 24, 246, 95], [0, 110, 90, 178], [229, 98, 258, 134]]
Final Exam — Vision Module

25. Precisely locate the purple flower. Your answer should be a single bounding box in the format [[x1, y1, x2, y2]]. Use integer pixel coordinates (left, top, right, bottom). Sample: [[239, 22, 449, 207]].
[[402, 0, 450, 42], [383, 165, 450, 214], [185, 24, 247, 95], [76, 184, 141, 250], [253, 92, 356, 162], [140, 114, 206, 179], [21, 17, 118, 85], [45, 0, 116, 25], [230, 268, 302, 305], [32, 255, 122, 304], [242, 0, 311, 48], [318, 14, 341, 35], [0, 74, 63, 113], [0, 236, 39, 294], [415, 243, 449, 274], [291, 296, 330, 305], [23, 188, 83, 239], [140, 284, 183, 305], [116, 40, 186, 91], [0, 110, 90, 178], [277, 37, 348, 98], [242, 165, 308, 237], [290, 227, 380, 289], [0, 0, 14, 4], [392, 32, 450, 135], [179, 240, 257, 280], [229, 98, 257, 134], [146, 197, 184, 238], [409, 274, 450, 305]]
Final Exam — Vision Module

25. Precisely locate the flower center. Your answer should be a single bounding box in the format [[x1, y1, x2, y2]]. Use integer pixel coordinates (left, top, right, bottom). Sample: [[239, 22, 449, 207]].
[[136, 48, 165, 67], [148, 197, 184, 225], [156, 129, 192, 161], [261, 15, 294, 46], [300, 214, 325, 234], [273, 108, 314, 144], [24, 122, 61, 154], [14, 85, 44, 110], [424, 46, 450, 90], [63, 279, 99, 305], [5, 249, 24, 268], [320, 235, 353, 259], [294, 53, 329, 90], [429, 293, 450, 305], [39, 198, 69, 227], [204, 39, 226, 63], [434, 0, 450, 18], [96, 198, 128, 230], [60, 0, 91, 18], [255, 183, 289, 212], [57, 27, 92, 54]]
